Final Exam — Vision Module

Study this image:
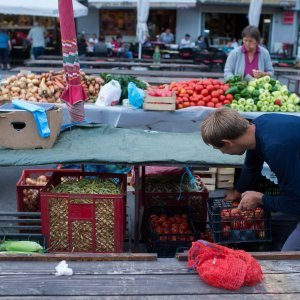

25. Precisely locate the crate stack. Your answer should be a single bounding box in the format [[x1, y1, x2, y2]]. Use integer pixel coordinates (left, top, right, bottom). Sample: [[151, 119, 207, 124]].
[[193, 168, 217, 191], [216, 168, 235, 189]]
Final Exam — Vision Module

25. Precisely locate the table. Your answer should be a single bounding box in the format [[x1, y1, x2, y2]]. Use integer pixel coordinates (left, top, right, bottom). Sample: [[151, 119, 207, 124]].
[[11, 66, 223, 79], [0, 256, 299, 297], [274, 67, 300, 79]]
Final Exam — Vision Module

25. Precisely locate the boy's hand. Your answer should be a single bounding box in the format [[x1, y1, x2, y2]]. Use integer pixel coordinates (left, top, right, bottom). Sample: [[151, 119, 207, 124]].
[[238, 191, 263, 210], [224, 189, 241, 201]]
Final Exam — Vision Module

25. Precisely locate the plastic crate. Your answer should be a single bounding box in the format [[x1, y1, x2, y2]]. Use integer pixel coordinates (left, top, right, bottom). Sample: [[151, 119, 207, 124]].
[[208, 197, 272, 244], [256, 176, 282, 196], [146, 209, 196, 258], [16, 169, 56, 212], [40, 170, 127, 253]]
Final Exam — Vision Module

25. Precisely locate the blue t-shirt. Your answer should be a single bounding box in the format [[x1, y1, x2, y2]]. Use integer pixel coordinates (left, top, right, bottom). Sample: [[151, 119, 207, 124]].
[[0, 32, 9, 49], [236, 114, 300, 215]]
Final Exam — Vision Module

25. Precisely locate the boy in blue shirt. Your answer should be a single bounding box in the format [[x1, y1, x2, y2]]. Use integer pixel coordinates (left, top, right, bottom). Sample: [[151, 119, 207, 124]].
[[201, 107, 300, 251], [0, 29, 11, 70]]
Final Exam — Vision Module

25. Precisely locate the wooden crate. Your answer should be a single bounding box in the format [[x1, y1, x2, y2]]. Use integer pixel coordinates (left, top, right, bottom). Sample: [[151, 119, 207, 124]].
[[216, 168, 235, 189], [193, 168, 217, 191], [143, 92, 176, 111]]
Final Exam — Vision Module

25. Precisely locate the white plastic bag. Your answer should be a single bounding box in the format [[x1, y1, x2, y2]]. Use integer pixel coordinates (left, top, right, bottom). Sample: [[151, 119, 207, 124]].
[[95, 80, 121, 107]]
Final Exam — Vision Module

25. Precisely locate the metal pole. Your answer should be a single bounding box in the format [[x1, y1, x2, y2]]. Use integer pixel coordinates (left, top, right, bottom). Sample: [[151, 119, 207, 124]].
[[138, 42, 142, 60]]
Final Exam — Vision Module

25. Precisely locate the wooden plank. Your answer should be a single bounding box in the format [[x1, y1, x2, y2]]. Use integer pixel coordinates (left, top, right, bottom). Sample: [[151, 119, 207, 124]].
[[0, 273, 300, 296], [0, 252, 157, 262], [10, 67, 223, 79], [177, 251, 300, 261], [143, 103, 176, 111]]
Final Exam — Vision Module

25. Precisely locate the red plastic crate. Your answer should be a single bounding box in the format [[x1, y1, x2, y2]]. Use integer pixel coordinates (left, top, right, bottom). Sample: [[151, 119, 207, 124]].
[[16, 169, 56, 212], [40, 170, 127, 253]]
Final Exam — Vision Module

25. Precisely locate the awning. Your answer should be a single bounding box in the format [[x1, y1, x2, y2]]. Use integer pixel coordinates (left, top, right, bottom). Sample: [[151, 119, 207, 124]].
[[88, 0, 197, 9], [198, 0, 296, 7], [0, 0, 88, 18]]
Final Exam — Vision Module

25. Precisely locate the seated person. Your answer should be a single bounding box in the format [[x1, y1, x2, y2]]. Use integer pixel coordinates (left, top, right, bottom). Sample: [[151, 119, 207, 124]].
[[112, 34, 133, 59], [93, 36, 108, 56], [159, 28, 174, 45], [196, 35, 207, 51], [180, 34, 192, 49]]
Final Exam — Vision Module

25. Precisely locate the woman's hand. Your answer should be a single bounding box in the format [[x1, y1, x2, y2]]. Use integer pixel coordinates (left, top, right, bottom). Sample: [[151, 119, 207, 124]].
[[253, 69, 268, 79]]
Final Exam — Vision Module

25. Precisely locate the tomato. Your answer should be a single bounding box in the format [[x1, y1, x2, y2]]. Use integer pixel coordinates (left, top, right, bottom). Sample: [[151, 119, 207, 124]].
[[203, 95, 211, 102], [211, 97, 219, 104], [182, 101, 190, 108], [219, 95, 226, 101], [170, 227, 178, 234], [195, 84, 204, 93], [195, 100, 204, 106], [201, 89, 209, 96], [206, 84, 214, 92], [162, 221, 171, 229], [182, 97, 189, 102], [223, 99, 231, 105], [215, 103, 223, 108], [211, 91, 219, 98], [187, 89, 193, 95], [179, 223, 189, 231], [190, 102, 196, 106], [226, 94, 234, 101], [206, 102, 215, 108], [177, 104, 183, 109]]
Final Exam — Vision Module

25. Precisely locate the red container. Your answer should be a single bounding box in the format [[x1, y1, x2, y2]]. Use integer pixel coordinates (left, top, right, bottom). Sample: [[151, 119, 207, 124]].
[[16, 169, 56, 212], [40, 170, 127, 253]]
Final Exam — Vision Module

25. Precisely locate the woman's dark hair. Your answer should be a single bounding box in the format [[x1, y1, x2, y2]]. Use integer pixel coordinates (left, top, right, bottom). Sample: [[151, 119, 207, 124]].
[[241, 25, 260, 42]]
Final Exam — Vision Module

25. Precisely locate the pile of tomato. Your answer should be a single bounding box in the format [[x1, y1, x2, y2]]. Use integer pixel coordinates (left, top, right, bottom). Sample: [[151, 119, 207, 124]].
[[220, 206, 266, 240], [169, 79, 234, 109], [150, 213, 194, 242]]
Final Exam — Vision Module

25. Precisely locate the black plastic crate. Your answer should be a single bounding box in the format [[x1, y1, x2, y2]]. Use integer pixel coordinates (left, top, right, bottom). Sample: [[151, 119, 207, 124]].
[[208, 197, 272, 244], [256, 176, 281, 196], [146, 210, 196, 258]]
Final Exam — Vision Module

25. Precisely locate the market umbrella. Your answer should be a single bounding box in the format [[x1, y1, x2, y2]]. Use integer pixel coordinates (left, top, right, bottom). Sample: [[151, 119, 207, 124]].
[[58, 0, 87, 123], [248, 0, 263, 27], [136, 0, 150, 60]]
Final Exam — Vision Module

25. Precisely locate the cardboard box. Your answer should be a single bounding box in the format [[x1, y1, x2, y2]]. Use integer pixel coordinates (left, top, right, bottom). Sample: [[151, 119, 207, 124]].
[[0, 107, 62, 149]]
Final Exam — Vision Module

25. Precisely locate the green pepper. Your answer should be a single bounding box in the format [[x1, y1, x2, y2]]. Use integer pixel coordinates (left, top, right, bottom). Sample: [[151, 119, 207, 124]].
[[269, 78, 276, 86], [234, 94, 241, 100], [240, 87, 249, 97], [252, 89, 260, 97], [225, 86, 239, 95]]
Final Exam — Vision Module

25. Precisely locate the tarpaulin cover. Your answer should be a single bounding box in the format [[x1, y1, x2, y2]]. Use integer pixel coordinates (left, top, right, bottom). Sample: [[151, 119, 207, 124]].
[[0, 125, 244, 167]]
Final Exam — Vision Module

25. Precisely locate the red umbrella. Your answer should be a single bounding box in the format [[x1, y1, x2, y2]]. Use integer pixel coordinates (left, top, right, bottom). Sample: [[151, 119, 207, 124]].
[[58, 0, 87, 123]]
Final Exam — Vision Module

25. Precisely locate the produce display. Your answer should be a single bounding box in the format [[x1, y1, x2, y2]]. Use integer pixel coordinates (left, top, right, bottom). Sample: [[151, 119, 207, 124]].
[[226, 75, 300, 112], [149, 213, 194, 241], [101, 73, 148, 102], [50, 178, 121, 194], [0, 240, 43, 253], [0, 71, 103, 103], [220, 205, 267, 240], [22, 175, 49, 211], [168, 79, 233, 109], [147, 85, 173, 97]]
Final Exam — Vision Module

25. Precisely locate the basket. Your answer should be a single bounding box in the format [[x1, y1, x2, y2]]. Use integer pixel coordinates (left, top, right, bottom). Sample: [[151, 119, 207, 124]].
[[208, 197, 272, 244], [16, 169, 56, 212], [146, 208, 196, 258], [40, 170, 127, 253]]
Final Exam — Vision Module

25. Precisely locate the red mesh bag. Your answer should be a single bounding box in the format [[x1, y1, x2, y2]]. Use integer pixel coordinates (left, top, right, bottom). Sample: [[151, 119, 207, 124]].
[[188, 240, 263, 290]]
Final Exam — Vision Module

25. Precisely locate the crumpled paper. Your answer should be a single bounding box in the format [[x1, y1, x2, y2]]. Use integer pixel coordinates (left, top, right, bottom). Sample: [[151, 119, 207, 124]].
[[54, 260, 73, 276]]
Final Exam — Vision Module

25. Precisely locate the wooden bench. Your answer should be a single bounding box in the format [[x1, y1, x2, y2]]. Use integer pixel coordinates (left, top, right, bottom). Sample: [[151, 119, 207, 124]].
[[25, 59, 209, 71], [11, 66, 223, 79]]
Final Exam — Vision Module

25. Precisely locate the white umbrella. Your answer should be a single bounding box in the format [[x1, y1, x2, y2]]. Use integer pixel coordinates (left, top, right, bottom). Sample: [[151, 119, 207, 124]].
[[0, 0, 88, 18], [248, 0, 263, 27], [136, 0, 150, 59]]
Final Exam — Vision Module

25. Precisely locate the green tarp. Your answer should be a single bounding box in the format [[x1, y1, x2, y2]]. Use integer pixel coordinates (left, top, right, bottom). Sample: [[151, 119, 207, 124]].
[[0, 125, 244, 167]]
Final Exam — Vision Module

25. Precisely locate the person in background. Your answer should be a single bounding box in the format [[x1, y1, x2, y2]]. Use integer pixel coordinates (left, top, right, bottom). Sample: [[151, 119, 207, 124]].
[[143, 35, 152, 47], [231, 38, 239, 49], [260, 37, 267, 49], [159, 28, 174, 44], [112, 34, 133, 59], [77, 32, 88, 57], [224, 25, 273, 81], [196, 35, 207, 51], [0, 28, 11, 70], [201, 107, 300, 251], [93, 36, 108, 57], [180, 34, 192, 49], [27, 21, 46, 59], [87, 33, 99, 55]]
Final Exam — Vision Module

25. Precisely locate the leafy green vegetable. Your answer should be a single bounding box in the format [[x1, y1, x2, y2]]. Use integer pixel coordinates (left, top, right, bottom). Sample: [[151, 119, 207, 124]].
[[100, 73, 147, 103]]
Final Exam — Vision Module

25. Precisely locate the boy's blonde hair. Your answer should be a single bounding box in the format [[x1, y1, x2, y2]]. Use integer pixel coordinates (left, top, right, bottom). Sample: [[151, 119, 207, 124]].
[[201, 108, 249, 148]]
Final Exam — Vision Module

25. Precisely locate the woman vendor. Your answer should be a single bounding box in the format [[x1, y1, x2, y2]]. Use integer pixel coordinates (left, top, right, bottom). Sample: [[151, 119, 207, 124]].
[[224, 26, 274, 81]]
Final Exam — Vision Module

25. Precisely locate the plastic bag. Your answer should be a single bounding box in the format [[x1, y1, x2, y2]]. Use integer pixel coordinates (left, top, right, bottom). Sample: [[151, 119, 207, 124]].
[[12, 99, 50, 138], [128, 82, 144, 109], [188, 240, 263, 290], [95, 80, 121, 107]]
